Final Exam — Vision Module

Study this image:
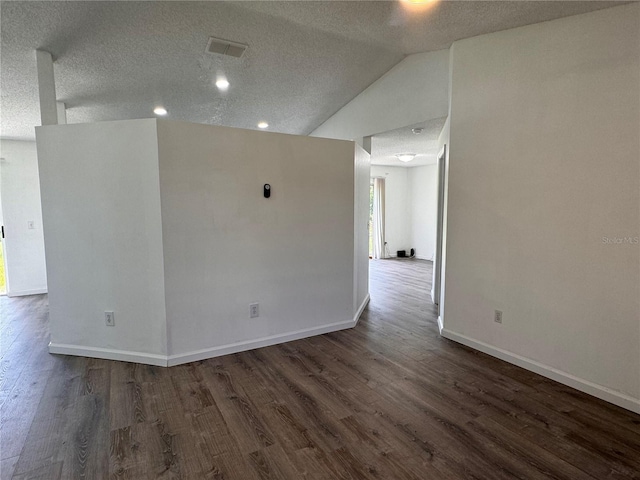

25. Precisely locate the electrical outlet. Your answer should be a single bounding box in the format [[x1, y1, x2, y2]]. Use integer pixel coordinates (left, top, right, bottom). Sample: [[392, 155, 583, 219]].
[[494, 310, 503, 324], [249, 303, 259, 318], [105, 311, 115, 326]]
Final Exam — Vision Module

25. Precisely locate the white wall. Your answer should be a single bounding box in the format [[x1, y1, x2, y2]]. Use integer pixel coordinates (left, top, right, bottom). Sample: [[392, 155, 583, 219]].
[[36, 120, 168, 362], [311, 50, 449, 141], [443, 4, 640, 412], [371, 166, 409, 256], [37, 119, 367, 366], [156, 121, 360, 361], [371, 164, 438, 260], [409, 165, 438, 261], [0, 140, 47, 296], [354, 144, 371, 313]]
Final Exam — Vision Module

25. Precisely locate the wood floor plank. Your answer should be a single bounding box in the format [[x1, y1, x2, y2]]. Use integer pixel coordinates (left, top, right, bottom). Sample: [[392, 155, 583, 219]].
[[240, 349, 348, 453], [109, 362, 146, 431], [466, 415, 595, 480], [11, 461, 63, 480], [0, 368, 52, 460], [202, 359, 276, 454], [247, 443, 302, 480], [110, 421, 182, 479], [484, 403, 640, 479], [336, 415, 425, 480], [0, 298, 55, 408], [57, 393, 110, 480], [0, 455, 19, 480], [2, 259, 640, 479]]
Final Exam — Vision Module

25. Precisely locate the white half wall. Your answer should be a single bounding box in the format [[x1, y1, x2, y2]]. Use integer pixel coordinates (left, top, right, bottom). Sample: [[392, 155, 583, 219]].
[[156, 121, 359, 360], [36, 119, 168, 358], [311, 49, 449, 141], [37, 119, 368, 366], [443, 4, 640, 412], [0, 140, 47, 296]]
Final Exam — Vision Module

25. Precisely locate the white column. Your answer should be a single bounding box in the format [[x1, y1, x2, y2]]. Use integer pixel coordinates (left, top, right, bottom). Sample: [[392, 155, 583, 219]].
[[35, 50, 58, 125]]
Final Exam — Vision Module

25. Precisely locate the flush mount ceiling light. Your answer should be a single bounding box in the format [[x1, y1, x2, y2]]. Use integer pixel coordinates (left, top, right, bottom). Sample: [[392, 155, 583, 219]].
[[257, 122, 269, 129], [396, 153, 417, 163], [412, 128, 423, 134], [153, 107, 168, 116], [215, 78, 230, 90]]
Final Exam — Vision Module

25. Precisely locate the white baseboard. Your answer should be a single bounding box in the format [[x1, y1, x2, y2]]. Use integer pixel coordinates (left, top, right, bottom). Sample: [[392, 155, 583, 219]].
[[8, 288, 48, 297], [49, 299, 372, 369], [168, 317, 360, 367], [49, 343, 167, 367], [437, 316, 444, 334], [440, 328, 640, 415], [353, 294, 370, 326]]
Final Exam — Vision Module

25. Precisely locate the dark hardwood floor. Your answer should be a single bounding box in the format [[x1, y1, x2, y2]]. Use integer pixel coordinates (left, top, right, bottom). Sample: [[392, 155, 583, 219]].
[[1, 259, 639, 479]]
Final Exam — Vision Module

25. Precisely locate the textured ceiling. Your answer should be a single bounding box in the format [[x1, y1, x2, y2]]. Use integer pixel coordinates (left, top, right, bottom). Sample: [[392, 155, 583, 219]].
[[0, 1, 625, 140], [371, 117, 446, 167]]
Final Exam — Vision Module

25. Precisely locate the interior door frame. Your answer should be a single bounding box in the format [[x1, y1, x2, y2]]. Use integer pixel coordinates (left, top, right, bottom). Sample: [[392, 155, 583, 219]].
[[0, 173, 8, 296], [432, 144, 446, 310]]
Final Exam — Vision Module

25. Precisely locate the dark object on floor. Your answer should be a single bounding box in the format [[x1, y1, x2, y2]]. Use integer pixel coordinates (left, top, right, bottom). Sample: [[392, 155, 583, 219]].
[[397, 250, 406, 257]]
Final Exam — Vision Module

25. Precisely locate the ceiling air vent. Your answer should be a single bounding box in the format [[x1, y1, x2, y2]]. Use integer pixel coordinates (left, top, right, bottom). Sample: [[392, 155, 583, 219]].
[[206, 37, 248, 58]]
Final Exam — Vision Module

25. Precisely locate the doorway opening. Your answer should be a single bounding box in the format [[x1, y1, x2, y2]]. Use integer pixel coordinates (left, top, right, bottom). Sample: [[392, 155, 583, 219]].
[[432, 144, 446, 313], [369, 181, 374, 258], [0, 180, 6, 296], [0, 234, 6, 296], [366, 118, 447, 324]]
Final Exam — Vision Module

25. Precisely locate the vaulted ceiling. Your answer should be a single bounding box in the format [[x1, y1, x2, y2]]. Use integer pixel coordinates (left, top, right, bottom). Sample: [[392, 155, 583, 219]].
[[0, 1, 624, 140]]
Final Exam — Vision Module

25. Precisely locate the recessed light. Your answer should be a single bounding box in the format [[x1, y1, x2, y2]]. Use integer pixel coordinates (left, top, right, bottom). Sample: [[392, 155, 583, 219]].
[[257, 122, 269, 129], [396, 153, 417, 163], [412, 128, 423, 134], [400, 0, 440, 13], [215, 78, 230, 90], [154, 107, 168, 116], [402, 0, 438, 4]]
